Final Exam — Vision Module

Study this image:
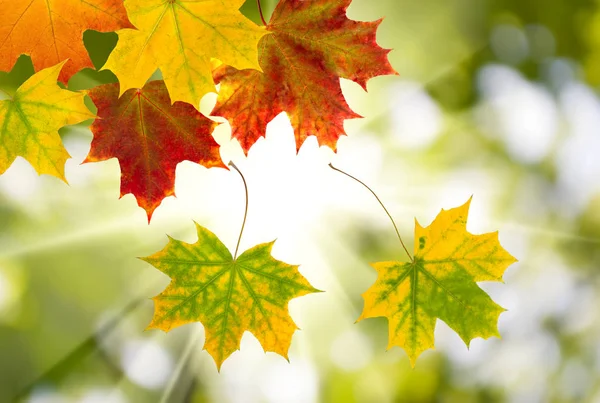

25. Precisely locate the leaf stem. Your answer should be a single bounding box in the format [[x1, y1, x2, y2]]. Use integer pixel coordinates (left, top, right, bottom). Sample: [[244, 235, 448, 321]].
[[329, 163, 413, 262], [229, 161, 249, 260], [257, 0, 267, 26]]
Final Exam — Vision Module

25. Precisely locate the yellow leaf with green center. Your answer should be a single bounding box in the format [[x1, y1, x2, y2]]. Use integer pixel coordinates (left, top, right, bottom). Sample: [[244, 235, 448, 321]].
[[0, 62, 95, 181], [143, 223, 320, 369], [104, 0, 267, 108], [358, 198, 517, 366]]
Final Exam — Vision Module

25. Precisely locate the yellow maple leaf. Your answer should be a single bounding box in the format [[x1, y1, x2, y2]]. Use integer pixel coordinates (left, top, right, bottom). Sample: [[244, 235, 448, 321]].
[[358, 198, 517, 365], [104, 0, 267, 107], [0, 62, 95, 181]]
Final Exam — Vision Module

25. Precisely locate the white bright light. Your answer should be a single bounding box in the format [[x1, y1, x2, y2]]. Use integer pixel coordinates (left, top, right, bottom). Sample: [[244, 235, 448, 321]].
[[544, 58, 577, 91], [389, 81, 443, 150], [559, 359, 590, 400], [555, 81, 600, 214], [78, 388, 127, 403], [330, 329, 374, 371], [0, 158, 40, 202], [476, 64, 558, 164], [120, 339, 173, 390], [28, 388, 68, 403], [259, 360, 319, 403]]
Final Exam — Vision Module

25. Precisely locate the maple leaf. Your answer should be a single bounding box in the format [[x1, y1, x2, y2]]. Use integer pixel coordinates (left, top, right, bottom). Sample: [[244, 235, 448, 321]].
[[103, 0, 267, 108], [142, 223, 319, 369], [0, 62, 95, 181], [211, 0, 397, 154], [358, 198, 517, 365], [0, 0, 133, 83], [84, 80, 224, 221]]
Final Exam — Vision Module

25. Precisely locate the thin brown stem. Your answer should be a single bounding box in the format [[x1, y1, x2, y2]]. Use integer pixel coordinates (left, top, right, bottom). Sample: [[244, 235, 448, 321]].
[[257, 0, 267, 26], [329, 163, 413, 262], [229, 161, 249, 260]]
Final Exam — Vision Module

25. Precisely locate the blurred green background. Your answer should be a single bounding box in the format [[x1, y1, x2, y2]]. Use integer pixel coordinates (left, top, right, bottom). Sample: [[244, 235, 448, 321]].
[[2, 0, 600, 402]]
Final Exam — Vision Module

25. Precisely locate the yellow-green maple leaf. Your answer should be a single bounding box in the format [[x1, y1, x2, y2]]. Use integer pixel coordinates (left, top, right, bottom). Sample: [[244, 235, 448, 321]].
[[104, 0, 267, 108], [143, 223, 319, 369], [0, 62, 94, 181], [358, 198, 517, 366]]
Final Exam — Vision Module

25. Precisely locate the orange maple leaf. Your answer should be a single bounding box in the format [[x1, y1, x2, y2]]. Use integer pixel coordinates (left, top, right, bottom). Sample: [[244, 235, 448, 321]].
[[211, 0, 397, 154], [0, 0, 133, 83]]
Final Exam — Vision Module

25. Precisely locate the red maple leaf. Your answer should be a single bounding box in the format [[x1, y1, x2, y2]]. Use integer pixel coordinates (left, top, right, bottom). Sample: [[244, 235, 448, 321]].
[[211, 0, 397, 154], [85, 80, 225, 221]]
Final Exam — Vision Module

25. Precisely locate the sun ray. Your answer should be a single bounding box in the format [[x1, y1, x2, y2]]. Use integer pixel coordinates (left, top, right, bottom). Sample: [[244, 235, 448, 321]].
[[159, 327, 202, 403], [0, 210, 196, 258], [12, 289, 150, 401], [499, 222, 600, 244]]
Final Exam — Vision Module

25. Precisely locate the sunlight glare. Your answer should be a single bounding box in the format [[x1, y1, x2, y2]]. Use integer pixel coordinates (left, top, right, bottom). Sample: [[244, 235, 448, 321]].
[[121, 339, 173, 390]]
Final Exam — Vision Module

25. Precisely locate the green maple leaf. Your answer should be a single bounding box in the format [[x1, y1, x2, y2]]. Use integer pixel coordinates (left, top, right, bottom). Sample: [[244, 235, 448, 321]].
[[0, 62, 94, 181], [142, 223, 320, 369]]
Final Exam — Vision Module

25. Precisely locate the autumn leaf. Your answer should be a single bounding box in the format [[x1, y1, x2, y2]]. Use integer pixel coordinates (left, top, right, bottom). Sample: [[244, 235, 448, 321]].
[[84, 80, 224, 221], [358, 198, 517, 365], [103, 0, 267, 108], [0, 0, 133, 83], [143, 223, 319, 369], [211, 0, 397, 154], [0, 62, 95, 181]]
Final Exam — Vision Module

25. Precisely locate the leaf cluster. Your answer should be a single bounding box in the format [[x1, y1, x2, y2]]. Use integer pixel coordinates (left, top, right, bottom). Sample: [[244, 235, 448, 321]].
[[0, 0, 517, 370]]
